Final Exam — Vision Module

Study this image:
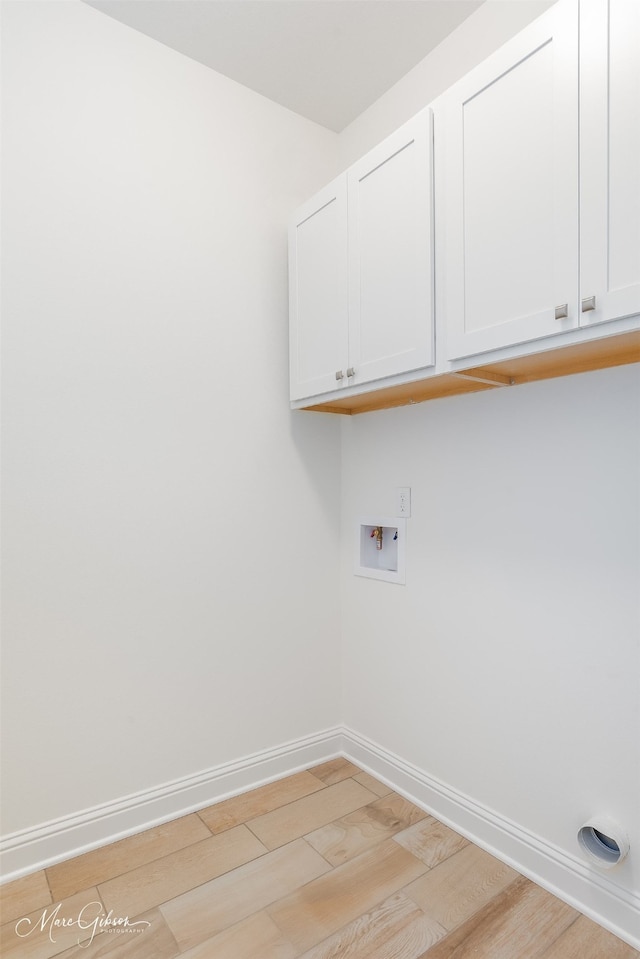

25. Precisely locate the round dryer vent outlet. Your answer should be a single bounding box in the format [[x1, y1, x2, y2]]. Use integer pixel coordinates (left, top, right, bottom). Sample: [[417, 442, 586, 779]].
[[577, 817, 629, 869]]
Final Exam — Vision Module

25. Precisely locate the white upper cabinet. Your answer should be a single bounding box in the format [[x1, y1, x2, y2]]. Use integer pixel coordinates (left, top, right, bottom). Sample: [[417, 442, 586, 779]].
[[441, 0, 579, 361], [347, 111, 434, 385], [289, 0, 639, 412], [289, 110, 434, 402], [579, 0, 640, 328], [289, 177, 348, 401]]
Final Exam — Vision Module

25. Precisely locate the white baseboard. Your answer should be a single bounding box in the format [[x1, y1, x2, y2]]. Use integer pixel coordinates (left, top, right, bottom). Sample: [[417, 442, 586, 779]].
[[341, 726, 640, 951], [3, 724, 638, 950], [0, 726, 344, 884]]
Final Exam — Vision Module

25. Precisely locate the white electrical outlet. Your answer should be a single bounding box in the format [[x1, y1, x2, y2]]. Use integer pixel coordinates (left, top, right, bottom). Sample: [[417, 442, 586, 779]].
[[396, 487, 411, 517]]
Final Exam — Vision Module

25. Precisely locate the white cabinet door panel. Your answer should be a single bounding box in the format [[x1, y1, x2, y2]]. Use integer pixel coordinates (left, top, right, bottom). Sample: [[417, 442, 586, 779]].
[[580, 0, 640, 327], [443, 0, 579, 360], [289, 178, 348, 401], [463, 44, 554, 333], [348, 110, 434, 384]]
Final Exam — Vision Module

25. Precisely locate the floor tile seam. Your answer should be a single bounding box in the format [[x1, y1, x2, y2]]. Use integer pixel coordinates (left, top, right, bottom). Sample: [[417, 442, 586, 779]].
[[198, 771, 371, 842], [45, 815, 216, 902], [263, 900, 304, 955], [94, 823, 269, 897], [262, 837, 434, 930], [264, 886, 435, 959], [313, 833, 428, 879], [240, 779, 335, 835], [96, 835, 279, 919], [130, 910, 183, 959], [299, 794, 428, 868], [44, 869, 56, 909], [0, 872, 55, 927], [250, 836, 347, 913], [386, 897, 450, 955], [198, 776, 332, 837], [410, 908, 472, 959], [194, 808, 221, 834], [245, 776, 355, 828], [435, 866, 523, 928], [153, 907, 182, 959], [402, 869, 525, 936], [380, 810, 436, 837], [532, 912, 583, 959], [309, 760, 363, 781], [244, 819, 270, 848], [242, 785, 380, 851], [414, 872, 532, 955], [523, 908, 586, 959], [245, 801, 376, 855], [193, 808, 218, 836], [298, 832, 338, 871], [399, 843, 491, 902], [1, 882, 109, 930], [313, 772, 357, 787], [130, 834, 329, 928], [172, 909, 300, 959], [307, 769, 335, 786], [304, 790, 390, 834], [390, 832, 469, 874], [156, 839, 333, 955], [305, 830, 396, 876], [7, 869, 55, 911]]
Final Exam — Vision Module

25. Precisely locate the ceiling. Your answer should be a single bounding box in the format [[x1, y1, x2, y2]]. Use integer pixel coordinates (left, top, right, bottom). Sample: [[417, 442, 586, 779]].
[[82, 1, 484, 132]]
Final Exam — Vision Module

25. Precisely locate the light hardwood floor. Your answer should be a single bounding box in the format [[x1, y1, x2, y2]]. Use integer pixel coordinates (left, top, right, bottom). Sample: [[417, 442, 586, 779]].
[[1, 759, 638, 958]]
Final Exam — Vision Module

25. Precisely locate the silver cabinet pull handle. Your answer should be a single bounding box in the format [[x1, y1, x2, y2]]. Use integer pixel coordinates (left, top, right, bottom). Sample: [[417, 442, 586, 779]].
[[346, 367, 355, 377], [555, 304, 569, 320], [581, 295, 596, 313], [335, 370, 344, 381]]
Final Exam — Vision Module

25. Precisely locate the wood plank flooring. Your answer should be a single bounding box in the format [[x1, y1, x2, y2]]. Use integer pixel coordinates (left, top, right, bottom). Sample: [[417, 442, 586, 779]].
[[1, 759, 638, 959]]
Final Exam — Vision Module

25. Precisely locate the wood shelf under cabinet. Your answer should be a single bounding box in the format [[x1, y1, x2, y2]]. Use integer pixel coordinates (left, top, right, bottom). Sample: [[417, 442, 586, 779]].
[[299, 330, 640, 415]]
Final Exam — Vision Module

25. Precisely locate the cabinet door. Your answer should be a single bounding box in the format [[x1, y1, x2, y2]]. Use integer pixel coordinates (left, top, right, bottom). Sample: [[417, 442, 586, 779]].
[[347, 110, 434, 385], [442, 0, 579, 361], [289, 177, 349, 401], [580, 0, 640, 327]]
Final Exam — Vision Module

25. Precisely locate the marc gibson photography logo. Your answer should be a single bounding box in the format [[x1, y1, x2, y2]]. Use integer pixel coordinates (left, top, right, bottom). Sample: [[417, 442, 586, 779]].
[[15, 901, 151, 948]]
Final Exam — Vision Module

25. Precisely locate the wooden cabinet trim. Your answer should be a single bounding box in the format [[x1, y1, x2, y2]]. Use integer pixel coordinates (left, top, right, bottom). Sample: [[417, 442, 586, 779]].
[[298, 330, 640, 415]]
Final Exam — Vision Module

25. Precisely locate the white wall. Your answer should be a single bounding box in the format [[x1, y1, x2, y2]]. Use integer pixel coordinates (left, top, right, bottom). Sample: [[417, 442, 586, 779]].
[[341, 367, 640, 873], [0, 0, 341, 835]]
